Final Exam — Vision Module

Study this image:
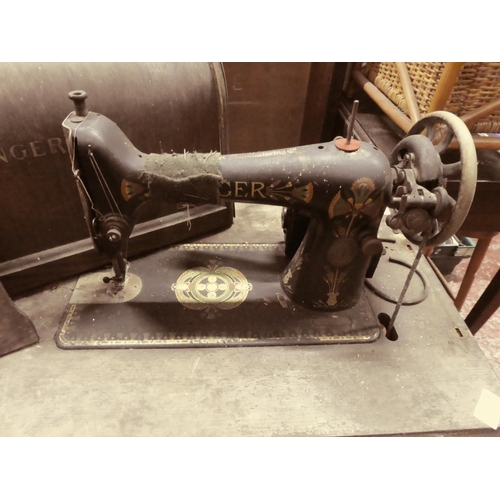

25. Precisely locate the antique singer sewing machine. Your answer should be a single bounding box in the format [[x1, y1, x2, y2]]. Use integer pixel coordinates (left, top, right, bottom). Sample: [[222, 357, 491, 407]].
[[56, 90, 477, 349]]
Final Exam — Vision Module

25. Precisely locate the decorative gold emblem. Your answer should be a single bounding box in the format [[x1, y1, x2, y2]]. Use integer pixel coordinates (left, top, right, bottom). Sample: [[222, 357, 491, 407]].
[[313, 270, 348, 309], [328, 177, 378, 219], [171, 261, 253, 319], [310, 176, 383, 308], [266, 180, 314, 202], [121, 179, 150, 201], [282, 245, 304, 293]]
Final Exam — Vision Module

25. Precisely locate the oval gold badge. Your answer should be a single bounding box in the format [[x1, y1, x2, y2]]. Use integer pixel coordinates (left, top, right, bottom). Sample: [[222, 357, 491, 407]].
[[171, 263, 252, 318]]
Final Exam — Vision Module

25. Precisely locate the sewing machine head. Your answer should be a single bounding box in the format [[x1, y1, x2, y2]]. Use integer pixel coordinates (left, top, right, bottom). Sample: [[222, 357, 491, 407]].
[[62, 90, 477, 313]]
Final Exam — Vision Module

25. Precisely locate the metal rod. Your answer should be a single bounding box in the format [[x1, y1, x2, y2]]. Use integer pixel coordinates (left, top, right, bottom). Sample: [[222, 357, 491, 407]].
[[387, 232, 430, 335], [345, 100, 359, 144]]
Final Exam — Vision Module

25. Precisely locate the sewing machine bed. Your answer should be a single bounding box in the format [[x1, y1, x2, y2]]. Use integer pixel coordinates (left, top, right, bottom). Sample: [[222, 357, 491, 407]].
[[56, 243, 386, 349], [56, 232, 433, 350]]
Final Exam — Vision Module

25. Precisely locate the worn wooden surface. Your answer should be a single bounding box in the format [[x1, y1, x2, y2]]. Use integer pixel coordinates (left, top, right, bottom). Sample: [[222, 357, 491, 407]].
[[223, 63, 311, 152], [1, 205, 500, 436], [448, 181, 500, 233], [299, 63, 350, 145]]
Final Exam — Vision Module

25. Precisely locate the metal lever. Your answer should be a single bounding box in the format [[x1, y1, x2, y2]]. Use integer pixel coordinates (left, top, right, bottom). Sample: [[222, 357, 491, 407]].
[[386, 231, 430, 336], [345, 100, 359, 145], [335, 100, 361, 152]]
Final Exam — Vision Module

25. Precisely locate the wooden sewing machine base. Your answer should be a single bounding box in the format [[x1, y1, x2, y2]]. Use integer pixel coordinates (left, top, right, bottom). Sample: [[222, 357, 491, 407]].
[[4, 210, 500, 436]]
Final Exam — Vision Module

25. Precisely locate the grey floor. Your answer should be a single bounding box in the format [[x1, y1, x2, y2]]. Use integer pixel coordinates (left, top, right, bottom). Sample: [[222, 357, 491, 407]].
[[2, 204, 500, 436]]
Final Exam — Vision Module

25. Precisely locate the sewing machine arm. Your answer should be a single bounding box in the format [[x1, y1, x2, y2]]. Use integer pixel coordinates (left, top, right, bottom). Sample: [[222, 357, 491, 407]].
[[62, 91, 476, 311]]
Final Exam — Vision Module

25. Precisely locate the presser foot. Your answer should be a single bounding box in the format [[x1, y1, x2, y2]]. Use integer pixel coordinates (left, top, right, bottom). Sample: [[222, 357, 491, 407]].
[[102, 259, 131, 295]]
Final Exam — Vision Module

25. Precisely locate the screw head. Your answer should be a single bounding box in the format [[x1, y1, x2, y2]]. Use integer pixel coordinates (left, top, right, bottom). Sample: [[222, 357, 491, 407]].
[[107, 228, 122, 242]]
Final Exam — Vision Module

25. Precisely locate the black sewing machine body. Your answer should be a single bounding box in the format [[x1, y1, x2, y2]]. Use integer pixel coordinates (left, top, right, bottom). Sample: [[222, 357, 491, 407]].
[[62, 91, 477, 318]]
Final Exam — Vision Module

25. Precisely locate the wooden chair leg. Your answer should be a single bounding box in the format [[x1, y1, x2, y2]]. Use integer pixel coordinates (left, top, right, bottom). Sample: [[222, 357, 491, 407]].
[[454, 237, 495, 311], [465, 267, 500, 334], [428, 62, 464, 112], [352, 70, 412, 132]]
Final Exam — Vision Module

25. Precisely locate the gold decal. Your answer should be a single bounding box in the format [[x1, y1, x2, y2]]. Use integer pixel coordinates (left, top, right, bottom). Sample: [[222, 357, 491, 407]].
[[121, 179, 149, 201], [251, 181, 266, 199], [60, 304, 77, 335], [172, 262, 252, 319], [0, 148, 7, 163], [220, 180, 312, 202], [235, 148, 297, 159], [234, 181, 247, 198]]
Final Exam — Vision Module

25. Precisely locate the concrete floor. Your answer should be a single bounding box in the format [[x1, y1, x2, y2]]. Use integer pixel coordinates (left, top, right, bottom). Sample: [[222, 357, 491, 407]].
[[2, 204, 500, 436]]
